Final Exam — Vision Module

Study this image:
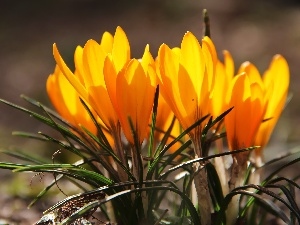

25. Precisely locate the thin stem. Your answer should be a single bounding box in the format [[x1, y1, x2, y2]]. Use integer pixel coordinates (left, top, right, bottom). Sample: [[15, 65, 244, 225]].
[[226, 157, 247, 224], [192, 137, 211, 225]]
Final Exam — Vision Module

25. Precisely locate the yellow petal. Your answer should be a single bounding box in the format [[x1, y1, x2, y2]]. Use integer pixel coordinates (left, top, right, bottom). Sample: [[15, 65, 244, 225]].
[[112, 26, 130, 73], [255, 55, 289, 154], [88, 85, 118, 130], [180, 32, 204, 98], [202, 36, 218, 67], [74, 46, 85, 85], [238, 61, 264, 89], [104, 54, 119, 111], [141, 44, 155, 70], [158, 44, 187, 129], [211, 61, 227, 118], [202, 36, 217, 91], [47, 65, 97, 134], [225, 73, 251, 149], [53, 43, 89, 101], [82, 39, 106, 87], [100, 31, 114, 53], [223, 50, 234, 78], [116, 59, 156, 144]]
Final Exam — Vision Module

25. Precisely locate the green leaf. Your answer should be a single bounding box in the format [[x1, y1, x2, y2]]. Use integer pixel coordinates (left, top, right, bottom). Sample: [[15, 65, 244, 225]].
[[147, 85, 159, 166], [0, 148, 49, 164], [217, 190, 291, 225], [206, 162, 224, 211], [147, 114, 210, 180], [0, 162, 27, 170], [159, 146, 255, 179], [13, 164, 113, 187]]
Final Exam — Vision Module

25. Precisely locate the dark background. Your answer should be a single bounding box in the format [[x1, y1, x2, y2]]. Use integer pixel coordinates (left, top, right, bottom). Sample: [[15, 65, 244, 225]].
[[0, 0, 300, 223]]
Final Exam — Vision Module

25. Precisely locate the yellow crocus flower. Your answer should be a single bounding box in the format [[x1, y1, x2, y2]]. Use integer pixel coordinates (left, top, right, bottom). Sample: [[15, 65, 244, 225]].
[[233, 55, 289, 164], [104, 45, 157, 145], [157, 33, 218, 225], [53, 26, 130, 134], [254, 55, 290, 162], [225, 72, 265, 165], [157, 32, 217, 155], [46, 65, 97, 134]]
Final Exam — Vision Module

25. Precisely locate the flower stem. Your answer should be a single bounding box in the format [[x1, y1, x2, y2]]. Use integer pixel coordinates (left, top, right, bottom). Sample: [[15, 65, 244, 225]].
[[226, 157, 247, 224], [193, 138, 211, 225]]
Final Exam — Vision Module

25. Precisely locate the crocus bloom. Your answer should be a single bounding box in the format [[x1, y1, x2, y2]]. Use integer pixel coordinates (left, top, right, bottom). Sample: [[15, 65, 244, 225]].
[[225, 72, 265, 165], [53, 26, 130, 134], [46, 65, 97, 134], [157, 32, 217, 156], [104, 45, 157, 145], [254, 55, 289, 161]]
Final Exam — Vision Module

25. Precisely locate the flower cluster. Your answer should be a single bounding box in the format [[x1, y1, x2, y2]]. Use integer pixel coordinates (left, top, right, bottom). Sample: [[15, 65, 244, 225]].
[[46, 26, 290, 225], [48, 26, 289, 165]]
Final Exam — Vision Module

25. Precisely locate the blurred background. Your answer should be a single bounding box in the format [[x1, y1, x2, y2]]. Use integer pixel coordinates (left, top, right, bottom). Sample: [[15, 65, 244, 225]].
[[1, 0, 300, 223]]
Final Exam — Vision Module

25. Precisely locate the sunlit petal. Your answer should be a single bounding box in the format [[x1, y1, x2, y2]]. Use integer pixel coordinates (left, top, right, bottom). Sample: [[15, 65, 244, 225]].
[[53, 43, 89, 101], [100, 31, 114, 53], [112, 26, 130, 73]]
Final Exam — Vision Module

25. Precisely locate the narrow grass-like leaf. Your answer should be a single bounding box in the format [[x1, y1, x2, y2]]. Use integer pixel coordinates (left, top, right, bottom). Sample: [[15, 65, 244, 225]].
[[79, 98, 112, 150], [12, 131, 48, 141], [29, 159, 90, 208], [37, 132, 101, 174], [127, 118, 145, 220], [255, 151, 300, 180], [0, 97, 100, 167], [152, 115, 176, 159], [28, 174, 64, 208], [206, 162, 224, 211], [243, 153, 300, 219], [264, 156, 300, 183], [128, 117, 143, 184], [0, 149, 49, 164], [0, 162, 28, 170], [237, 184, 300, 223], [148, 86, 159, 166], [159, 147, 255, 179], [157, 140, 192, 175], [268, 176, 300, 190], [81, 126, 135, 182], [202, 107, 233, 136], [13, 164, 84, 171], [266, 184, 300, 221], [177, 173, 192, 221], [0, 98, 69, 130], [13, 164, 113, 187], [201, 108, 233, 156], [147, 115, 210, 180], [21, 95, 74, 128], [217, 190, 291, 225]]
